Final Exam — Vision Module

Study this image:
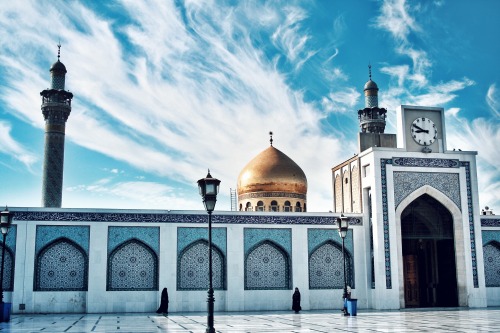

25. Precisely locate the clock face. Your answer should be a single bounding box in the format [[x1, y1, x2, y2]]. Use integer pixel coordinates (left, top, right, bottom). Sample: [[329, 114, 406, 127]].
[[411, 117, 437, 146]]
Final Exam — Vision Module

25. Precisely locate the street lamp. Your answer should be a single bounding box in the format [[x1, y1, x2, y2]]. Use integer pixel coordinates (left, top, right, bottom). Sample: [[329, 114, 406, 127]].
[[0, 207, 13, 305], [336, 214, 349, 316], [197, 170, 221, 333]]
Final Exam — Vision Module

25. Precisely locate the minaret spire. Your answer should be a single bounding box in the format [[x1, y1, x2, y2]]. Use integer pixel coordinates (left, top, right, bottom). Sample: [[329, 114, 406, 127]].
[[269, 131, 273, 146], [357, 65, 387, 134], [40, 43, 73, 207]]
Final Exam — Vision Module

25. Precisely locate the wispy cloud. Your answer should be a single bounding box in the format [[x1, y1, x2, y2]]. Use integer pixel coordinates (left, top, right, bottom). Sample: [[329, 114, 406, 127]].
[[374, 0, 430, 87], [321, 88, 361, 113], [487, 83, 500, 118], [0, 0, 344, 211], [0, 121, 37, 168]]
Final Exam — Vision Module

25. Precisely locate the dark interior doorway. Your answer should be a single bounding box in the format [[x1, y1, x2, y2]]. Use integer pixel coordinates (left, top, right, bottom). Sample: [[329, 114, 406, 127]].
[[401, 194, 458, 307]]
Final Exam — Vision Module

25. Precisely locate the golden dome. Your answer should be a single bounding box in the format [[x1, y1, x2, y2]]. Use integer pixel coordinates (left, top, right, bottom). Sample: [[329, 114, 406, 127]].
[[237, 146, 307, 195]]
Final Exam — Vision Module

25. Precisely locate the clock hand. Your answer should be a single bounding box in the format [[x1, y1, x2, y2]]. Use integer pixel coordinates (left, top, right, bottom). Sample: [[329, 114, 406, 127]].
[[415, 130, 429, 133], [412, 124, 425, 131]]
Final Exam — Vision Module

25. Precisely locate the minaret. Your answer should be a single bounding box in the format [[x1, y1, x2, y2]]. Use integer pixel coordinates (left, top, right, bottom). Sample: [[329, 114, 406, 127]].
[[357, 65, 387, 133], [40, 44, 73, 208]]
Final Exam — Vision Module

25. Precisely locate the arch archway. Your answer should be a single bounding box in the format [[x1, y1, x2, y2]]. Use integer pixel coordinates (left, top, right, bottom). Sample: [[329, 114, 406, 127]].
[[107, 239, 158, 291], [35, 237, 87, 291], [396, 186, 465, 307], [177, 240, 225, 290], [245, 240, 290, 290], [309, 240, 353, 289]]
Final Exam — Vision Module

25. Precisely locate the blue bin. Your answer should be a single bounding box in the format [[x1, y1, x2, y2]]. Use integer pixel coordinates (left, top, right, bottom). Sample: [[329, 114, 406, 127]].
[[346, 299, 357, 316], [0, 303, 12, 322]]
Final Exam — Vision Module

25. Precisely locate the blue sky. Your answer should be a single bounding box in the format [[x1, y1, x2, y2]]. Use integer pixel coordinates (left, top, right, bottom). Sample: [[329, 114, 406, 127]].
[[0, 0, 498, 212]]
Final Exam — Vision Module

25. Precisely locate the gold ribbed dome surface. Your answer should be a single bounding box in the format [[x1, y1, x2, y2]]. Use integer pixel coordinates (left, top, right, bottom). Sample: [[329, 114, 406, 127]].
[[237, 146, 307, 195]]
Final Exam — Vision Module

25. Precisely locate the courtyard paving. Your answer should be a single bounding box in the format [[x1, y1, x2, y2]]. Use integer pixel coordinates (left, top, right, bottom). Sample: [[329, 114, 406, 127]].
[[0, 308, 499, 332]]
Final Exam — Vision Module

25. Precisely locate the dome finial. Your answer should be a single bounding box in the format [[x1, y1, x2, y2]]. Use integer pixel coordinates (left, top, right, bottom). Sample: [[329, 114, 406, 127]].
[[57, 41, 61, 61], [368, 63, 372, 80], [269, 131, 273, 146]]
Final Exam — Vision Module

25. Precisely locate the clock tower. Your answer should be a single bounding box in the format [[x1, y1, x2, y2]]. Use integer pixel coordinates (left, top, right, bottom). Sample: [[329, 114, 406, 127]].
[[397, 105, 446, 153]]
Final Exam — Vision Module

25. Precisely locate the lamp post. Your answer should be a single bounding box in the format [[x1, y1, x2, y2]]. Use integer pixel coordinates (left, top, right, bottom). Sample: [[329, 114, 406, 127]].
[[197, 170, 221, 333], [0, 207, 13, 305], [336, 214, 349, 316]]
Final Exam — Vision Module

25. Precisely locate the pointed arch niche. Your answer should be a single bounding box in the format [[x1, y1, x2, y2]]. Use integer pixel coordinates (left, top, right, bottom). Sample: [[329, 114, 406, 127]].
[[309, 240, 353, 289], [35, 237, 88, 291], [177, 239, 225, 290], [395, 185, 466, 307], [107, 239, 158, 291], [245, 240, 290, 290]]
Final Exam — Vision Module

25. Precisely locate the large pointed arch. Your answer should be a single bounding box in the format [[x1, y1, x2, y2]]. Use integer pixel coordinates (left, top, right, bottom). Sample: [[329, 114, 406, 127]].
[[308, 240, 354, 289], [244, 240, 290, 290], [177, 239, 226, 290], [0, 243, 15, 292], [483, 241, 500, 287], [395, 185, 466, 307], [34, 237, 88, 291], [107, 238, 158, 291]]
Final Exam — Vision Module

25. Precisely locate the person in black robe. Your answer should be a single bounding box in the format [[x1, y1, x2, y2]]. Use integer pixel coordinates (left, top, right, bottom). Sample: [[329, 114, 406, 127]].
[[292, 287, 301, 313], [156, 288, 169, 315]]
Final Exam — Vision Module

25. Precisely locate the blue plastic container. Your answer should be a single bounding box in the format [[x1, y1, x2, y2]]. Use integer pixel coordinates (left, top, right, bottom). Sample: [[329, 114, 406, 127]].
[[346, 299, 357, 316], [0, 303, 12, 322]]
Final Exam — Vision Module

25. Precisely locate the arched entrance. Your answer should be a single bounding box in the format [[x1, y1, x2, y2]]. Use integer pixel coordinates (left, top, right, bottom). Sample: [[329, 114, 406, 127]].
[[401, 194, 458, 307]]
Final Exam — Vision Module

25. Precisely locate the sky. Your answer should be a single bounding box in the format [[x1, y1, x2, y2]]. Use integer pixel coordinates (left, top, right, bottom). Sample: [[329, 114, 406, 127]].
[[0, 0, 499, 213]]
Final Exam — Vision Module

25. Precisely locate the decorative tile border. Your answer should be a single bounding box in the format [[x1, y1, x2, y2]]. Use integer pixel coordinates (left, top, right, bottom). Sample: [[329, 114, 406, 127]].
[[384, 158, 478, 289], [239, 192, 306, 200], [12, 211, 362, 225], [481, 219, 500, 227], [380, 158, 392, 289], [393, 157, 459, 168], [460, 161, 478, 288]]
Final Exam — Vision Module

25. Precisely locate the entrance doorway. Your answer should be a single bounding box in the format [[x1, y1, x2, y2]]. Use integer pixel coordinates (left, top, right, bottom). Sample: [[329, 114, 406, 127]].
[[401, 194, 458, 307]]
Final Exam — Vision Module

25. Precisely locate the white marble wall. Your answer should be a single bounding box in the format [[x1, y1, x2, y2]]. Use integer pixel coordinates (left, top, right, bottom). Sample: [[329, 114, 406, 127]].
[[9, 216, 367, 314]]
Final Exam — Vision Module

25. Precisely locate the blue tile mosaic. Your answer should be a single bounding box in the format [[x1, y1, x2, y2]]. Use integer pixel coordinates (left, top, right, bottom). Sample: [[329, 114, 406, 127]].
[[107, 239, 158, 291], [35, 238, 88, 291], [393, 172, 461, 209], [308, 229, 354, 289], [177, 240, 225, 290], [108, 226, 159, 255], [4, 225, 17, 251], [244, 228, 292, 256], [482, 231, 500, 246], [35, 225, 89, 255], [482, 231, 500, 287], [177, 227, 227, 256], [245, 240, 290, 290], [308, 229, 353, 255], [0, 226, 16, 292]]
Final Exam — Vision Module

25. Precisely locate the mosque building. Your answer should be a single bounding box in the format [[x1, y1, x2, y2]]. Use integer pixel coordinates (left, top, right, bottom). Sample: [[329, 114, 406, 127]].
[[1, 51, 499, 314]]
